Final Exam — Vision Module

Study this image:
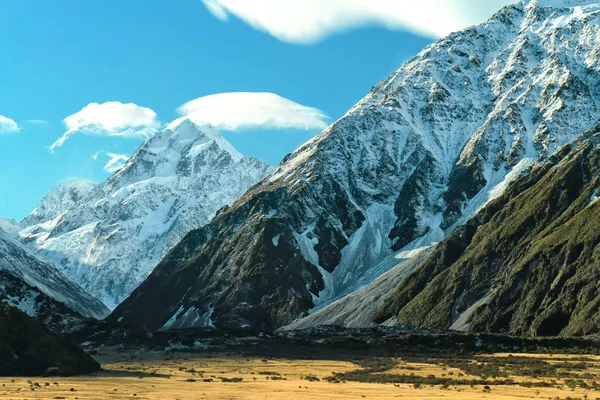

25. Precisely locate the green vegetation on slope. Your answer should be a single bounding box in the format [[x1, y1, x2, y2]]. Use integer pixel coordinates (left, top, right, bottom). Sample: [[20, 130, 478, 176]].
[[377, 127, 600, 336]]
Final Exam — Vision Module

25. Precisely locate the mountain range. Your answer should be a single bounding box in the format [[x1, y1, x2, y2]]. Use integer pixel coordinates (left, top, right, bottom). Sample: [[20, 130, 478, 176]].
[[110, 0, 600, 332], [2, 0, 600, 340]]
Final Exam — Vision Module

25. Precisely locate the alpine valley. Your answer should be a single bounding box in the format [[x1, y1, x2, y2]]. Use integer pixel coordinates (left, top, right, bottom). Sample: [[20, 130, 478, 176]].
[[109, 0, 600, 334], [6, 0, 600, 392]]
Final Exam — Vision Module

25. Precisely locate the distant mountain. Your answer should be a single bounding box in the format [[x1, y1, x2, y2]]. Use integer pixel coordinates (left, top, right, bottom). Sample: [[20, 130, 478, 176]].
[[21, 179, 97, 227], [110, 0, 600, 332], [19, 119, 272, 309], [377, 126, 600, 336], [0, 228, 109, 332], [0, 304, 100, 376], [0, 218, 20, 237]]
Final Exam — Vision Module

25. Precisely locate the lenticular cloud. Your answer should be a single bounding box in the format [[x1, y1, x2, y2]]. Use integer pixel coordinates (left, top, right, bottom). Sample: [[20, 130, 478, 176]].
[[176, 92, 329, 131], [50, 102, 160, 153]]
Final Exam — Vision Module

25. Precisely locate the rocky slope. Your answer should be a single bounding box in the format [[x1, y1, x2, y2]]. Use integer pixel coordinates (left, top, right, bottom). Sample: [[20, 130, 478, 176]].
[[281, 247, 433, 330], [0, 304, 100, 376], [0, 227, 109, 329], [19, 119, 271, 309], [111, 0, 600, 332], [376, 125, 600, 336]]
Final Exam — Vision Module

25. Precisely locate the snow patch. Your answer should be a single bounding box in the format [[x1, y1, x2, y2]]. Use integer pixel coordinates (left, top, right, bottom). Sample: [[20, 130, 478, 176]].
[[294, 222, 335, 305], [590, 187, 600, 205], [488, 158, 534, 202], [272, 234, 281, 246], [159, 305, 216, 331], [450, 294, 491, 332]]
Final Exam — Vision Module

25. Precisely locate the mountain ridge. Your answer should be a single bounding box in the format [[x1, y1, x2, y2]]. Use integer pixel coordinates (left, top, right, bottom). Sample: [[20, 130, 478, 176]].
[[0, 227, 109, 332]]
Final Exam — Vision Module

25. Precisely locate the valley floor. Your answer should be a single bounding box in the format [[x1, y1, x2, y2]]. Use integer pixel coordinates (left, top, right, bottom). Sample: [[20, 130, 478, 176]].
[[2, 349, 600, 399]]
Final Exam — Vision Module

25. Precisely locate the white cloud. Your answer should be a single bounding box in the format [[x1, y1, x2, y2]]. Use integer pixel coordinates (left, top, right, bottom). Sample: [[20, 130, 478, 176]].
[[175, 92, 328, 131], [203, 0, 229, 21], [202, 0, 516, 43], [50, 101, 160, 153], [103, 152, 129, 173], [92, 151, 130, 173], [0, 115, 20, 134]]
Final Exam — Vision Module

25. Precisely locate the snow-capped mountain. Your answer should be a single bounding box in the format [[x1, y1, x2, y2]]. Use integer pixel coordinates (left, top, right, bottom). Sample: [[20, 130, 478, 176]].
[[19, 119, 272, 309], [110, 0, 600, 332], [0, 228, 109, 332], [21, 179, 97, 227]]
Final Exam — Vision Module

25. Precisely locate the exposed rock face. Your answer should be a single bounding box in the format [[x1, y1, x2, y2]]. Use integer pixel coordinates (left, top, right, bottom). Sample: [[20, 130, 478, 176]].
[[378, 127, 600, 336], [0, 304, 100, 376], [112, 1, 600, 332], [19, 119, 271, 309], [0, 228, 109, 328]]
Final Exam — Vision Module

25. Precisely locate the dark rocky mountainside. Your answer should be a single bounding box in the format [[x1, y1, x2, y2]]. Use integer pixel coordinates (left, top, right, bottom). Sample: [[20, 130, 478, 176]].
[[377, 126, 600, 336], [0, 270, 92, 334], [111, 1, 600, 332], [0, 304, 99, 376], [0, 227, 109, 332]]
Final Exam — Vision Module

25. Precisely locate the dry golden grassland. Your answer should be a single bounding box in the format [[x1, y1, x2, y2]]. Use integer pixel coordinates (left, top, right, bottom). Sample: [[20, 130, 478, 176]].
[[2, 350, 600, 399]]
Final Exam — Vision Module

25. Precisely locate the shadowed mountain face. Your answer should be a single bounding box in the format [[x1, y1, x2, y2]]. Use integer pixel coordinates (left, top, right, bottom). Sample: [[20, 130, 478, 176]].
[[110, 1, 600, 332], [0, 304, 100, 376], [0, 270, 94, 334], [377, 126, 600, 337]]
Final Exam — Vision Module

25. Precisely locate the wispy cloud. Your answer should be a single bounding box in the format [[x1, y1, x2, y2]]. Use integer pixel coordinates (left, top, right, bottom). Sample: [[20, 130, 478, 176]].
[[202, 0, 516, 43], [103, 152, 129, 173], [92, 150, 130, 173], [50, 101, 160, 153], [174, 92, 328, 131], [0, 115, 20, 134], [27, 119, 49, 125]]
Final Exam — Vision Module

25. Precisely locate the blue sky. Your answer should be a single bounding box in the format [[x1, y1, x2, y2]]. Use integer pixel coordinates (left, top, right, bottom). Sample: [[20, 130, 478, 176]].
[[0, 0, 513, 220]]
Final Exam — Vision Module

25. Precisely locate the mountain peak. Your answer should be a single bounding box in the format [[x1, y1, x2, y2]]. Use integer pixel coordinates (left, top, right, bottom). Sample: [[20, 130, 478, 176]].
[[164, 117, 243, 162], [19, 117, 272, 309]]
